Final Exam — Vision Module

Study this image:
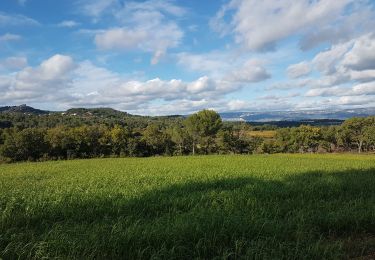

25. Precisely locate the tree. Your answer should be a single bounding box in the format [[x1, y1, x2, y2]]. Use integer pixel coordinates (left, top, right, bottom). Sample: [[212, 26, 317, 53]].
[[142, 124, 171, 155], [184, 114, 200, 155], [46, 126, 76, 159], [1, 128, 48, 161], [295, 125, 322, 153], [217, 126, 249, 154], [184, 110, 222, 155], [364, 125, 375, 151], [108, 125, 131, 156], [320, 126, 339, 152], [167, 124, 188, 155], [339, 117, 374, 153]]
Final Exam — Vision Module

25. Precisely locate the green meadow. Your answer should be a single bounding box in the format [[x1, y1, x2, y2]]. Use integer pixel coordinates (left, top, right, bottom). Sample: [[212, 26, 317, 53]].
[[1, 154, 374, 259]]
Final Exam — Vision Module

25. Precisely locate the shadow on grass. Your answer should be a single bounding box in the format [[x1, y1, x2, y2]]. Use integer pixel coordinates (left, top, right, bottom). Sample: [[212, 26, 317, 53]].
[[1, 168, 375, 259]]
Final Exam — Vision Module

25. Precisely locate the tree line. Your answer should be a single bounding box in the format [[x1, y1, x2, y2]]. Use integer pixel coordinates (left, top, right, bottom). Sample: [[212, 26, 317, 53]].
[[0, 110, 374, 162]]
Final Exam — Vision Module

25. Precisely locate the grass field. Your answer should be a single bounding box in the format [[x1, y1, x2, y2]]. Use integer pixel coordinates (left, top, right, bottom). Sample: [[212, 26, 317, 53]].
[[1, 154, 374, 259], [245, 130, 277, 138]]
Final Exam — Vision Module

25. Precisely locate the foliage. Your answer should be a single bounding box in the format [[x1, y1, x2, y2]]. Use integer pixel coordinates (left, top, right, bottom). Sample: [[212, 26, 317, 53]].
[[184, 109, 222, 154], [0, 111, 374, 163]]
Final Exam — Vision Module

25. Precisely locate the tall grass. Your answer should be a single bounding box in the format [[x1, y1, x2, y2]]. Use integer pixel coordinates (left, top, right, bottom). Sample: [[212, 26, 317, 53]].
[[1, 154, 374, 259]]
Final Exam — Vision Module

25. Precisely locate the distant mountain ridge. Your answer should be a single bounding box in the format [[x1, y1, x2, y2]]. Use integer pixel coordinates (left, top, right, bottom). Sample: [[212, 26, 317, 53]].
[[64, 107, 130, 117], [0, 105, 131, 117], [0, 104, 49, 115], [220, 107, 375, 122], [1, 105, 375, 122]]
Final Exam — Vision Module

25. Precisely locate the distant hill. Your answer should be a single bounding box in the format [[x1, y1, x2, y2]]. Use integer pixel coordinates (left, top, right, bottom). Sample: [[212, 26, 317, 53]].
[[220, 107, 375, 122], [65, 107, 130, 118], [0, 104, 49, 115], [0, 105, 132, 118], [1, 105, 375, 124]]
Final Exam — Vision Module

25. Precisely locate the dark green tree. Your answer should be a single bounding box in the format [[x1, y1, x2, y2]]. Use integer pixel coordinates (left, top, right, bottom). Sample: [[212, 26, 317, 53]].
[[184, 110, 222, 155]]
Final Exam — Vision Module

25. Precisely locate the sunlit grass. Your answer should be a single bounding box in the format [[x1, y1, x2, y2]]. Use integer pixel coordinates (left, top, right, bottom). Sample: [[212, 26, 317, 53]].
[[1, 154, 374, 259], [245, 130, 277, 138]]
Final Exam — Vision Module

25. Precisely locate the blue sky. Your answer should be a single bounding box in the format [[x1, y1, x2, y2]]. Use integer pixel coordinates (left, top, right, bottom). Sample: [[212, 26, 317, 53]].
[[1, 0, 375, 115]]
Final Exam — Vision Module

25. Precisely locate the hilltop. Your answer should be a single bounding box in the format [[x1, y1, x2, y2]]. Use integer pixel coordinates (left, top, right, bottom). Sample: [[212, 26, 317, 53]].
[[0, 104, 49, 115]]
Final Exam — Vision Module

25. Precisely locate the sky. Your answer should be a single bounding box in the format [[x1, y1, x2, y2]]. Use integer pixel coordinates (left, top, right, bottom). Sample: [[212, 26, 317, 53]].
[[1, 0, 375, 115]]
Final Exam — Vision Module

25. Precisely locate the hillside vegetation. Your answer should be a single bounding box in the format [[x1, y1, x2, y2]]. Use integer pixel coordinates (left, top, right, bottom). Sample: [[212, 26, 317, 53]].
[[1, 109, 374, 163], [0, 154, 374, 259]]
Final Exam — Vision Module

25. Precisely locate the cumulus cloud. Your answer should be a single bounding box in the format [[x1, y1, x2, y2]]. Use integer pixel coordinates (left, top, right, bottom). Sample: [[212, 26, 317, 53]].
[[305, 86, 350, 97], [227, 100, 251, 111], [312, 42, 351, 75], [2, 53, 373, 114], [88, 0, 185, 64], [1, 54, 258, 113], [0, 57, 27, 70], [312, 34, 375, 83], [211, 0, 374, 52], [275, 33, 375, 98], [352, 81, 375, 95], [328, 95, 375, 106], [0, 55, 75, 102], [95, 23, 182, 65], [287, 61, 311, 78], [226, 98, 298, 112], [260, 31, 375, 111], [225, 59, 270, 83], [350, 69, 375, 82], [341, 33, 375, 71], [177, 52, 271, 84], [176, 51, 233, 74]]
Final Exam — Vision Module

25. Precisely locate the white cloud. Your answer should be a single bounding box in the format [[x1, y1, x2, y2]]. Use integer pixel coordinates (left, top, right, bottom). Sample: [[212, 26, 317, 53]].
[[0, 12, 39, 26], [330, 95, 375, 106], [177, 52, 271, 84], [260, 31, 375, 111], [77, 0, 116, 19], [176, 51, 232, 74], [225, 98, 298, 112], [95, 28, 148, 49], [267, 79, 310, 90], [87, 0, 185, 64], [275, 33, 375, 99], [211, 0, 373, 52], [13, 54, 74, 94], [0, 57, 27, 70], [0, 55, 75, 102], [260, 93, 300, 100], [314, 34, 375, 83], [305, 81, 375, 98], [186, 76, 215, 94], [287, 61, 311, 78], [352, 81, 375, 95], [305, 86, 350, 97], [0, 54, 251, 113], [225, 59, 270, 83], [227, 100, 250, 111], [0, 33, 22, 42], [350, 69, 375, 82], [342, 33, 375, 71], [58, 20, 80, 28], [130, 99, 224, 115], [312, 42, 352, 75], [95, 23, 183, 65]]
